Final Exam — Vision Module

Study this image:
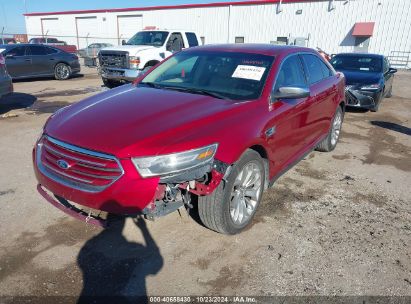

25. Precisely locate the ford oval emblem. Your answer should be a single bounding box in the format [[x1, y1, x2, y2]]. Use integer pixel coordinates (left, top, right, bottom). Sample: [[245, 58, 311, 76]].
[[57, 159, 70, 170]]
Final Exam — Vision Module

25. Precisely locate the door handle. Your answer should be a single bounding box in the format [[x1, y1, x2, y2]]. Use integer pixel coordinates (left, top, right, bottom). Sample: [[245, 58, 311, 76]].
[[25, 59, 31, 62], [49, 58, 55, 61]]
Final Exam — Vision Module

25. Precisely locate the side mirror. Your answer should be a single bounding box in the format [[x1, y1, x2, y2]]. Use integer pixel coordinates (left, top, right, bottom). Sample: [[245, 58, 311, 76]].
[[270, 86, 310, 102], [389, 68, 397, 74], [121, 40, 127, 45]]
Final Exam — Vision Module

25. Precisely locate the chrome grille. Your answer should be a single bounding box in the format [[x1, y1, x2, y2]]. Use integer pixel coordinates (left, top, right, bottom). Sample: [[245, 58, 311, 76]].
[[99, 51, 128, 69], [37, 136, 124, 192]]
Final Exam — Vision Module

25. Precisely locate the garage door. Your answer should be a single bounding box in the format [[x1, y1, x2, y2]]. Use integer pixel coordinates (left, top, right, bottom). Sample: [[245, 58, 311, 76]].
[[117, 15, 143, 44], [76, 16, 99, 49], [41, 18, 61, 38]]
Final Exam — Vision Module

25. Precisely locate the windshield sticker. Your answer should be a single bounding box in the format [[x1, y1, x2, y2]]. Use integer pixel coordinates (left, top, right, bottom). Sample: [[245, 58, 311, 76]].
[[232, 65, 266, 81]]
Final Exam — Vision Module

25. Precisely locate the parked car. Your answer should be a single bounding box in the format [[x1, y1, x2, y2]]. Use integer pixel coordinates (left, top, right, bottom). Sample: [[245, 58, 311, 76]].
[[29, 37, 66, 45], [330, 53, 397, 112], [28, 37, 78, 54], [99, 29, 201, 88], [0, 53, 13, 99], [78, 43, 114, 58], [0, 44, 80, 80], [33, 44, 346, 234], [0, 38, 17, 45]]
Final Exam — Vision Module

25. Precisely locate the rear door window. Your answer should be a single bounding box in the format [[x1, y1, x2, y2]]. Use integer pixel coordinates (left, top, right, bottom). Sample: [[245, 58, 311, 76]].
[[301, 54, 325, 85], [28, 45, 48, 56], [166, 33, 185, 52], [319, 60, 333, 78], [185, 32, 199, 47], [45, 46, 59, 54]]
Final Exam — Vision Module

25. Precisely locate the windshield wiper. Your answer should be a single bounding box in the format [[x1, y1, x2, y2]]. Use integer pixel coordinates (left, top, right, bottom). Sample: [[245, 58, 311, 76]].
[[139, 82, 163, 89], [162, 86, 229, 100]]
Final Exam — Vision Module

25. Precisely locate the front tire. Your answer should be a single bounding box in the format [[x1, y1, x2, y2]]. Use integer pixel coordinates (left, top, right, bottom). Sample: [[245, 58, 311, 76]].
[[316, 106, 343, 152], [198, 150, 265, 234], [54, 63, 72, 80], [102, 78, 121, 89]]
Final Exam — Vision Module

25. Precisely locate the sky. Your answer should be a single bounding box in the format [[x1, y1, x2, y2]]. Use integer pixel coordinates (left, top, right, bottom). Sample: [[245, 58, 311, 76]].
[[0, 0, 244, 34]]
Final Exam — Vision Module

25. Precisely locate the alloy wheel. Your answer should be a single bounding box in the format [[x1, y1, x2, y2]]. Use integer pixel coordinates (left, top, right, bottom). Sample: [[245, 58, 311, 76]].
[[331, 110, 342, 146], [229, 162, 262, 225]]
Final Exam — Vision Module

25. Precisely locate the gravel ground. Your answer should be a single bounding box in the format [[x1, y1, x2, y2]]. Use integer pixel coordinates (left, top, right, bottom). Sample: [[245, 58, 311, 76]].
[[0, 68, 410, 302]]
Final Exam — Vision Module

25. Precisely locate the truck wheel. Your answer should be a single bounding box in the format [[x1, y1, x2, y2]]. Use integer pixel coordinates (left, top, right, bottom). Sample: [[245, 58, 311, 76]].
[[198, 149, 265, 234], [316, 106, 343, 152], [102, 78, 120, 89], [54, 63, 72, 80]]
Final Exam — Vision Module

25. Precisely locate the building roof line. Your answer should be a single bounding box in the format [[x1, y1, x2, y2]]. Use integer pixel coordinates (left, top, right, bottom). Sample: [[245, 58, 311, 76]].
[[24, 0, 325, 17]]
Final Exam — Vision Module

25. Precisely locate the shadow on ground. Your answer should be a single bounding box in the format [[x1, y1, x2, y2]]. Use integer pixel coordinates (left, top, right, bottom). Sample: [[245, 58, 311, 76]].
[[370, 120, 411, 136], [0, 93, 37, 115], [77, 216, 163, 304], [345, 107, 368, 113], [12, 74, 85, 83]]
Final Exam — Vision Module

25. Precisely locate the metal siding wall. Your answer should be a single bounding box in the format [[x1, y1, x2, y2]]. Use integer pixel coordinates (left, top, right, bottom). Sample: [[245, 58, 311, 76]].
[[229, 0, 411, 57], [24, 0, 411, 61], [140, 7, 230, 44]]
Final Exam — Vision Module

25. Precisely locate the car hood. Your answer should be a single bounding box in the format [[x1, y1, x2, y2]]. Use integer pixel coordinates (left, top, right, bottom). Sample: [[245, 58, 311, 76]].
[[100, 45, 157, 54], [45, 85, 240, 158], [337, 69, 382, 86]]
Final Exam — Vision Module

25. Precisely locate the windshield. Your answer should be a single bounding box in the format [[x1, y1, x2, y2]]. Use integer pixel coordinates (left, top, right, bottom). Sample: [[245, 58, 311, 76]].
[[140, 51, 274, 100], [126, 31, 169, 46], [330, 55, 382, 73]]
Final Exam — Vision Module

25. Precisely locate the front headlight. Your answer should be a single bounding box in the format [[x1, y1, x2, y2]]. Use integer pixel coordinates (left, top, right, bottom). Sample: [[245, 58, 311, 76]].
[[360, 83, 381, 90], [132, 144, 218, 178], [129, 56, 140, 69]]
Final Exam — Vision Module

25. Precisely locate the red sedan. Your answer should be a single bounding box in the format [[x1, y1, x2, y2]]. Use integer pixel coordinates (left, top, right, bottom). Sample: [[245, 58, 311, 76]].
[[33, 44, 346, 234]]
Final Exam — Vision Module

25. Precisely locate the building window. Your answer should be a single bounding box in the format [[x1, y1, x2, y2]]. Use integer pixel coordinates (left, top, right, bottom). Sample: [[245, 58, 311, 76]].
[[235, 37, 244, 44]]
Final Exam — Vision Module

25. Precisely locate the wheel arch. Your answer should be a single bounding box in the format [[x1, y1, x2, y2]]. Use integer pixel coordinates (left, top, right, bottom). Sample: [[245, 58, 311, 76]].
[[248, 145, 270, 190], [144, 60, 160, 68], [54, 61, 70, 68]]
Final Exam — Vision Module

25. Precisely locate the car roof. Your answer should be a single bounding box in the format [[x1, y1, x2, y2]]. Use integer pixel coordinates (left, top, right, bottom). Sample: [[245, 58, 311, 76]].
[[185, 43, 315, 56], [334, 52, 384, 59], [0, 43, 56, 47]]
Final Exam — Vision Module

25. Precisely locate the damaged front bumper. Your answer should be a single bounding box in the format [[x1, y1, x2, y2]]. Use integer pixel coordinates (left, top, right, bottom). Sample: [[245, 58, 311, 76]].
[[35, 142, 230, 226], [345, 85, 382, 109]]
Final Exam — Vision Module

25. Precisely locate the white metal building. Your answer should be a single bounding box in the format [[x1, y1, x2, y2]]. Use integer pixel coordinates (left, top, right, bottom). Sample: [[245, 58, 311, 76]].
[[24, 0, 411, 67]]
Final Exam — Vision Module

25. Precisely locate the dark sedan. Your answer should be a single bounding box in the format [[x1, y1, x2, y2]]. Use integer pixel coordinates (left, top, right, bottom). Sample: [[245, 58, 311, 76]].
[[0, 53, 13, 99], [330, 53, 397, 112], [0, 44, 80, 80]]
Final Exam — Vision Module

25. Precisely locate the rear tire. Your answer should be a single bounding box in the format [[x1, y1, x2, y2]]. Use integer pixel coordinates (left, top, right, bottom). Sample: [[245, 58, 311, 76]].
[[198, 149, 265, 234], [54, 63, 72, 80], [316, 106, 343, 152]]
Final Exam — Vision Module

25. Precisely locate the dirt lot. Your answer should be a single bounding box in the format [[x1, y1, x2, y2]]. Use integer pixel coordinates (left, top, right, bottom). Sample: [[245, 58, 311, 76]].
[[0, 68, 410, 302]]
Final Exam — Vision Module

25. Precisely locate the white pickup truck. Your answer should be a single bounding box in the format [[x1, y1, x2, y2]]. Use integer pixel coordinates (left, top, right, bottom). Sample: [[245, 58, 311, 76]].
[[98, 29, 201, 88]]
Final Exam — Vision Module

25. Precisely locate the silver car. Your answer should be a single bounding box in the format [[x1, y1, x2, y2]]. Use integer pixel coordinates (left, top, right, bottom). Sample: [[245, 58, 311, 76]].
[[0, 51, 13, 100]]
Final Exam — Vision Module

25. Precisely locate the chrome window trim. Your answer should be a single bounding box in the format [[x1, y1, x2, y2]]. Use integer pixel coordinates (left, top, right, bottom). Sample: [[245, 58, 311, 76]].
[[37, 135, 125, 193]]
